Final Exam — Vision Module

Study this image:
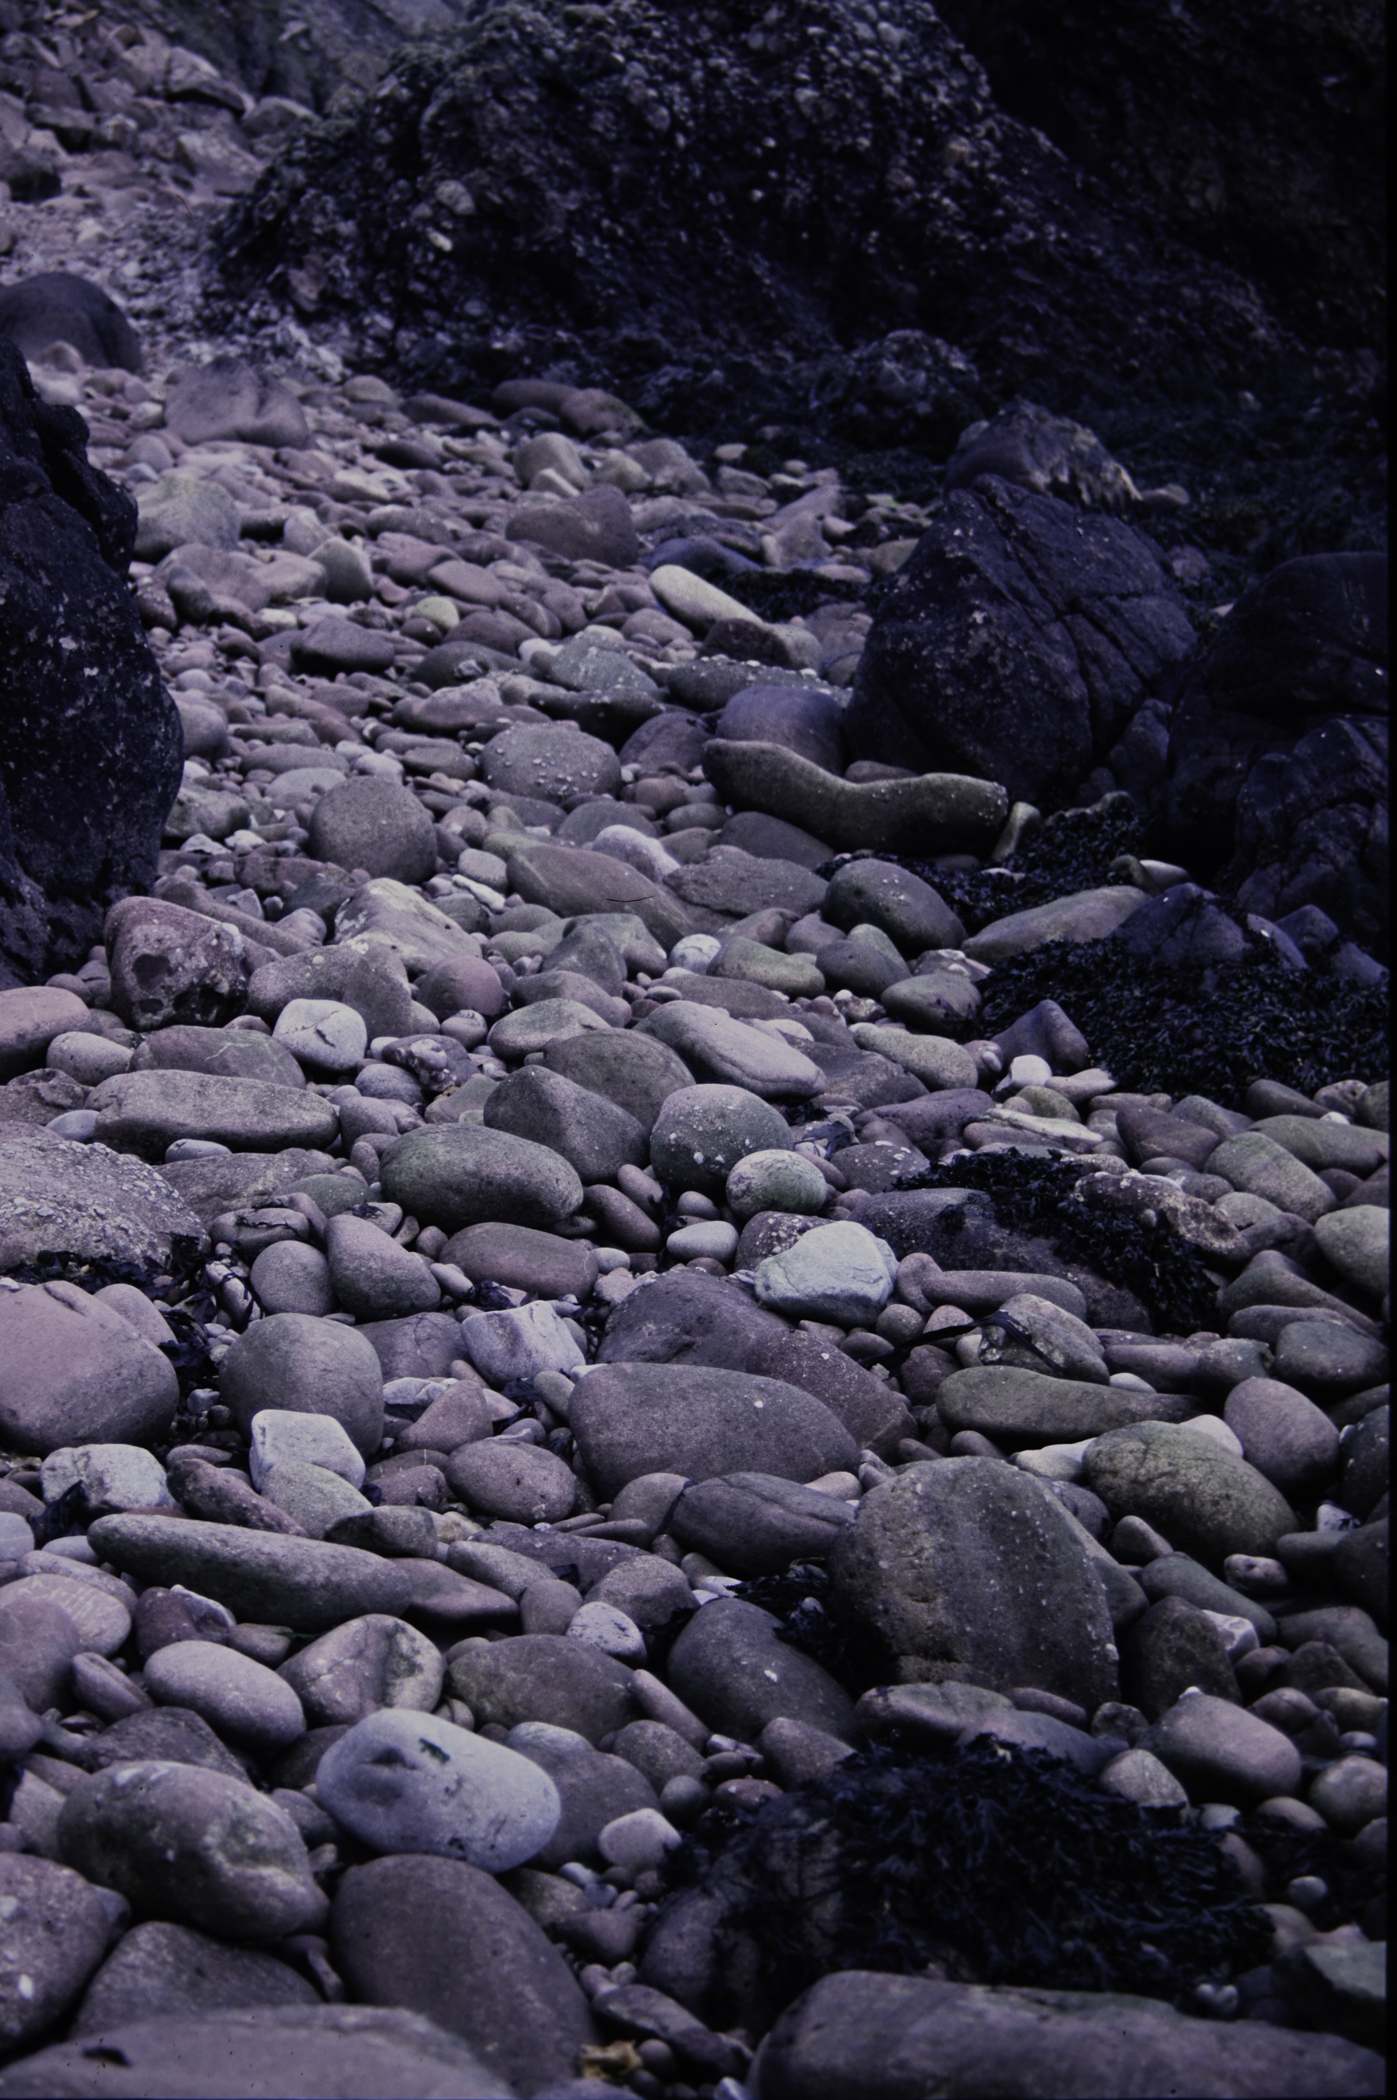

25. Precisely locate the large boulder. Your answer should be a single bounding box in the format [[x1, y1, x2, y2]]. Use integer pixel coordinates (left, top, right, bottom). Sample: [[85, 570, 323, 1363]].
[[844, 477, 1195, 808], [1165, 554, 1388, 957], [0, 272, 142, 370], [0, 339, 180, 985]]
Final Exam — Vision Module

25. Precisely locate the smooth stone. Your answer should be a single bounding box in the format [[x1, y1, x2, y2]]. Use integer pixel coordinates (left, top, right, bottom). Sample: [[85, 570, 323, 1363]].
[[79, 1708, 246, 1783], [335, 880, 484, 977], [488, 996, 611, 1060], [128, 1026, 306, 1093], [649, 1083, 794, 1196], [1314, 1206, 1388, 1298], [316, 1709, 559, 1869], [88, 1515, 411, 1635], [937, 1368, 1192, 1446], [507, 840, 692, 950], [249, 1410, 366, 1491], [258, 1459, 373, 1540], [248, 947, 413, 1041], [849, 1024, 979, 1090], [481, 722, 621, 802], [666, 1220, 739, 1261], [57, 1762, 326, 1940], [278, 1614, 444, 1727], [962, 887, 1149, 964], [596, 1265, 788, 1371], [0, 1569, 129, 1656], [249, 1240, 335, 1315], [0, 2006, 514, 2099], [824, 859, 964, 954], [324, 1212, 441, 1320], [0, 1855, 113, 2052], [1084, 1421, 1299, 1569], [483, 1064, 647, 1183], [881, 971, 983, 1035], [329, 1856, 595, 2097], [86, 1070, 336, 1161], [753, 1970, 1383, 2100], [443, 1221, 598, 1299], [459, 1301, 585, 1384], [830, 1459, 1119, 1707], [1120, 1596, 1241, 1718], [975, 1293, 1109, 1382], [69, 1920, 317, 2036], [444, 1440, 578, 1524], [702, 739, 1007, 853], [669, 1471, 855, 1576], [220, 1313, 384, 1456], [446, 1633, 639, 1745], [1096, 1746, 1190, 1808], [538, 1031, 690, 1139], [754, 1219, 897, 1325], [0, 987, 90, 1081], [1224, 1377, 1342, 1497], [667, 1596, 856, 1743], [1272, 1321, 1388, 1397], [726, 1147, 828, 1220], [638, 1002, 823, 1101], [143, 1642, 306, 1752], [1209, 1131, 1337, 1224], [566, 1600, 647, 1663], [380, 1124, 584, 1232], [1143, 1691, 1303, 1803], [272, 999, 368, 1074], [570, 1362, 858, 1498], [506, 1722, 659, 1870], [0, 1282, 178, 1456]]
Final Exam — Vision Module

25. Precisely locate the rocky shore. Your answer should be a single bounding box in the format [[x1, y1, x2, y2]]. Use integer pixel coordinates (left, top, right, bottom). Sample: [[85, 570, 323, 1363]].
[[0, 2, 1388, 2097]]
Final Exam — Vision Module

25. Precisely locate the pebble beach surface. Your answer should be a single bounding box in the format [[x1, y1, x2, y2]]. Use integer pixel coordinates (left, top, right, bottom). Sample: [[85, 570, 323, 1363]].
[[0, 6, 1389, 2098]]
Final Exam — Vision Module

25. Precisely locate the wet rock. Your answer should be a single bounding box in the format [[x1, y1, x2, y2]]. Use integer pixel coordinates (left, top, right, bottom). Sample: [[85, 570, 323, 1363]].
[[847, 480, 1194, 807], [702, 740, 1007, 856], [446, 1633, 639, 1744], [0, 1127, 207, 1270], [1143, 1691, 1303, 1804], [1, 344, 180, 986], [307, 777, 437, 885], [220, 1313, 384, 1456], [667, 1596, 856, 1744], [89, 1515, 410, 1635], [1084, 1421, 1297, 1569], [0, 1855, 113, 2053], [380, 1123, 584, 1233], [278, 1614, 444, 1727], [0, 1281, 178, 1455], [669, 1472, 855, 1577]]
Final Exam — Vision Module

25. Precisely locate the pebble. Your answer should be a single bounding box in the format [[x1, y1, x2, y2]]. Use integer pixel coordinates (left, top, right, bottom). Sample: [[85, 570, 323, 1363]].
[[753, 1218, 897, 1324], [315, 1709, 561, 1869]]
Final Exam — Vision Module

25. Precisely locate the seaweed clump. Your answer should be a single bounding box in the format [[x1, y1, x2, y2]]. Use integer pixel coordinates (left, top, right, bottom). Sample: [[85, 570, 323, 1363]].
[[976, 935, 1389, 1108], [716, 568, 870, 626], [665, 1741, 1273, 2011], [894, 1148, 1219, 1334], [896, 799, 1146, 934]]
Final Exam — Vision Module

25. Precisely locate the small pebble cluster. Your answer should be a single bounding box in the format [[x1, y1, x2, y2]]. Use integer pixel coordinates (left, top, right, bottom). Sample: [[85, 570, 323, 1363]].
[[0, 14, 1388, 2099]]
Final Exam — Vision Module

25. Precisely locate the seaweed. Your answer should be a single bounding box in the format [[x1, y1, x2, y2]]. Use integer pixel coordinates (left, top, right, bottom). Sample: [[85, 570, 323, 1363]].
[[732, 1562, 876, 1695], [665, 1740, 1274, 2007], [975, 937, 1389, 1108], [716, 567, 870, 625], [894, 1148, 1220, 1334], [882, 800, 1146, 934]]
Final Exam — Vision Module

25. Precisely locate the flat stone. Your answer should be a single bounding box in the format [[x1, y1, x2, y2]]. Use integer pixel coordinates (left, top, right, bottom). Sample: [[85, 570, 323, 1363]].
[[1223, 1376, 1342, 1497], [143, 1641, 306, 1752], [667, 1596, 856, 1743], [1314, 1205, 1389, 1299], [446, 1633, 639, 1744], [86, 1070, 336, 1162], [89, 1515, 411, 1634], [702, 739, 1007, 854], [963, 887, 1149, 964], [68, 1920, 317, 2036], [278, 1614, 444, 1727], [754, 1219, 897, 1325], [937, 1368, 1193, 1445], [666, 849, 827, 921], [481, 723, 621, 802], [0, 1854, 112, 2053], [669, 1472, 855, 1576], [848, 1024, 978, 1090], [334, 880, 482, 976], [444, 1440, 577, 1524], [272, 999, 368, 1074], [0, 1126, 207, 1272], [443, 1222, 598, 1299], [291, 618, 398, 676], [325, 1212, 441, 1320], [482, 1064, 647, 1183], [507, 841, 692, 948], [638, 1003, 821, 1100], [1210, 1131, 1337, 1224]]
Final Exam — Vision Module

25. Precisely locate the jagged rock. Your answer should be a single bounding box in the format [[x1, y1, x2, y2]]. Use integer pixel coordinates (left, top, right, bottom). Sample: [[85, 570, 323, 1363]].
[[0, 341, 180, 985]]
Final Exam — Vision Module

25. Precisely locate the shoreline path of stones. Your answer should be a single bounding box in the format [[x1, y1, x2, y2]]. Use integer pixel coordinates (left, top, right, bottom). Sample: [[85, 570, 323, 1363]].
[[0, 52, 1389, 2092]]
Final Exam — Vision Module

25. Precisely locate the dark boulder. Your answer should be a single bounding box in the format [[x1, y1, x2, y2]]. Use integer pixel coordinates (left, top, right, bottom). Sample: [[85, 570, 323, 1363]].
[[1165, 553, 1388, 957], [845, 477, 1196, 809], [0, 273, 143, 373], [0, 340, 181, 987], [218, 0, 1308, 428]]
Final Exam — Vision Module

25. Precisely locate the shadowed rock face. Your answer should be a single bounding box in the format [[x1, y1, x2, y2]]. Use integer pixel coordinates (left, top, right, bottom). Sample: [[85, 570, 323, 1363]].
[[0, 340, 182, 987], [218, 0, 1305, 427]]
